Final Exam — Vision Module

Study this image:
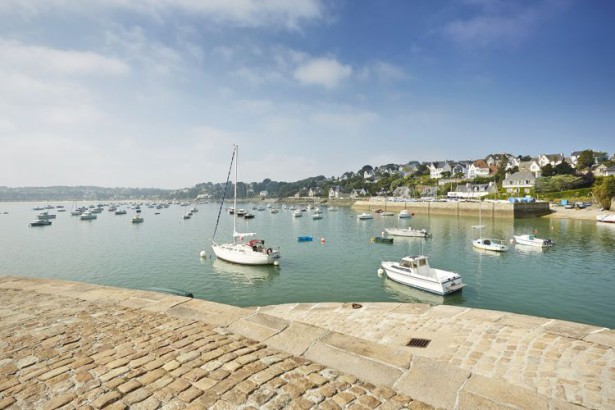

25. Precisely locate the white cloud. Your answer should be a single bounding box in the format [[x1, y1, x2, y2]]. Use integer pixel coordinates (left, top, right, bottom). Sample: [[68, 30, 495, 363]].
[[444, 0, 572, 48], [293, 57, 352, 89], [0, 39, 130, 78]]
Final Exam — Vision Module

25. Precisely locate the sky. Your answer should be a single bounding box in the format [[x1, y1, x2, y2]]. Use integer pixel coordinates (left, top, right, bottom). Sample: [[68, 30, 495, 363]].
[[1, 0, 614, 189]]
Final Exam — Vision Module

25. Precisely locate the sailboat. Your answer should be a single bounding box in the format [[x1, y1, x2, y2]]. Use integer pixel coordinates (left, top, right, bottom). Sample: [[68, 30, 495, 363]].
[[211, 145, 281, 265], [472, 200, 508, 252]]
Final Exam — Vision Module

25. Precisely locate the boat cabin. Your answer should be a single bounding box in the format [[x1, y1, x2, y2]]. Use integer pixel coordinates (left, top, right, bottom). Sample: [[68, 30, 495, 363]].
[[400, 256, 435, 278]]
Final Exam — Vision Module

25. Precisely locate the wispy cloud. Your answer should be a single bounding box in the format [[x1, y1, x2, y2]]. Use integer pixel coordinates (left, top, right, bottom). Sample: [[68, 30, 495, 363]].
[[0, 0, 326, 31], [293, 57, 352, 89], [444, 0, 572, 48]]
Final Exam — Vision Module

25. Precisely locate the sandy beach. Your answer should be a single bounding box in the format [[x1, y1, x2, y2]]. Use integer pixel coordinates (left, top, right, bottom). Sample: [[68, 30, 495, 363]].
[[543, 203, 615, 220]]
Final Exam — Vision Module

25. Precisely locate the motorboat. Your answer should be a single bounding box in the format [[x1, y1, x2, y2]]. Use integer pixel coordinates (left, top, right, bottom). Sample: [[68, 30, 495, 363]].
[[379, 255, 466, 296], [298, 236, 313, 242], [80, 211, 97, 220], [596, 214, 615, 224], [513, 234, 555, 248], [473, 238, 509, 252], [29, 219, 52, 227], [244, 213, 255, 219], [380, 211, 395, 216], [211, 145, 281, 266], [357, 212, 373, 220], [312, 213, 323, 220], [398, 210, 412, 219], [293, 210, 303, 217], [114, 209, 127, 215], [36, 211, 56, 220], [183, 213, 192, 219], [384, 227, 431, 238], [131, 215, 144, 223], [270, 208, 279, 214]]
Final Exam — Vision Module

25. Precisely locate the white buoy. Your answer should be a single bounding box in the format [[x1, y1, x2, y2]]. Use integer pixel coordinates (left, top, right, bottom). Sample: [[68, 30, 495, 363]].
[[274, 260, 280, 266], [199, 250, 207, 258], [377, 268, 384, 277]]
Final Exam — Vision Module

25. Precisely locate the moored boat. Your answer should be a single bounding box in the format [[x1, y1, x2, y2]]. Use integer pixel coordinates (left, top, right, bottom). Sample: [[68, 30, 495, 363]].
[[384, 227, 431, 238], [29, 219, 52, 227], [473, 238, 509, 252], [398, 210, 412, 219], [372, 236, 393, 244], [357, 212, 373, 220], [379, 255, 465, 295], [513, 234, 555, 248], [596, 214, 615, 224]]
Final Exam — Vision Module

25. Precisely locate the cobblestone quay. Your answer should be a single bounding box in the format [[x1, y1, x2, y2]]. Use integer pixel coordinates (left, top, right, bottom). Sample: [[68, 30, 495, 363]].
[[1, 276, 613, 409]]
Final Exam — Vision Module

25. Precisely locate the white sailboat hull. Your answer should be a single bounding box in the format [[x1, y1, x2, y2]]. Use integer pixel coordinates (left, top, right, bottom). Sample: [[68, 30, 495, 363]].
[[212, 242, 280, 265], [473, 238, 508, 252], [385, 227, 430, 238]]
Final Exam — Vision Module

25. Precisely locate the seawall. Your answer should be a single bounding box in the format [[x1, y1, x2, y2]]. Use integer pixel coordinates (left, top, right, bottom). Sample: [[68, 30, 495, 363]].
[[352, 199, 552, 218]]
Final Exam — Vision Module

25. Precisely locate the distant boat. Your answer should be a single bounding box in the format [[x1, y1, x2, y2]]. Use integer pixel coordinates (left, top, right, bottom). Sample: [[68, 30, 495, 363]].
[[514, 234, 555, 248], [357, 212, 373, 220], [372, 236, 393, 244], [131, 214, 144, 223], [596, 214, 615, 224], [298, 236, 313, 242], [29, 219, 52, 227], [36, 211, 56, 220], [115, 209, 127, 215], [385, 227, 431, 238], [80, 211, 97, 220], [398, 210, 412, 219], [293, 210, 303, 217], [472, 201, 508, 252]]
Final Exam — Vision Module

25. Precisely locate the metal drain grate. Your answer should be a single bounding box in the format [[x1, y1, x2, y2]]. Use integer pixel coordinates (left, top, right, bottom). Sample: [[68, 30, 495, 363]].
[[407, 338, 431, 348]]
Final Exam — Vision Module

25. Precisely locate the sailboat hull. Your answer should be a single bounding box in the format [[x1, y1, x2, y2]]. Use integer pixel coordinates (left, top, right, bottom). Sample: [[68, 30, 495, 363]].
[[212, 243, 280, 265]]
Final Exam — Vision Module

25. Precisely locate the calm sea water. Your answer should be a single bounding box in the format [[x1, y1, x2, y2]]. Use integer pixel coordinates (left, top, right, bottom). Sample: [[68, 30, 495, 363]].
[[1, 201, 614, 328]]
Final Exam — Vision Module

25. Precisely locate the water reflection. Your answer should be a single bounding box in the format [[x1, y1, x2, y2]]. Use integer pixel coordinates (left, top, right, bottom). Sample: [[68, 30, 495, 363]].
[[211, 258, 279, 285]]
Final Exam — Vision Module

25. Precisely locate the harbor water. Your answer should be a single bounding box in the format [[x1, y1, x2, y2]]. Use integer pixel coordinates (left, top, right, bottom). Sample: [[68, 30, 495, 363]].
[[1, 201, 614, 329]]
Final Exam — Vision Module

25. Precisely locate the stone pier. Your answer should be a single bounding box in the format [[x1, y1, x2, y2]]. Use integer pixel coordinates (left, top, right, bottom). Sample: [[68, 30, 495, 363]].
[[0, 276, 613, 409]]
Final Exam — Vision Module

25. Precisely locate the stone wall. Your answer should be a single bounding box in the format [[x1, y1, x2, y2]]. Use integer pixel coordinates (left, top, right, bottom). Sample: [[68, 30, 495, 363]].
[[352, 200, 551, 219]]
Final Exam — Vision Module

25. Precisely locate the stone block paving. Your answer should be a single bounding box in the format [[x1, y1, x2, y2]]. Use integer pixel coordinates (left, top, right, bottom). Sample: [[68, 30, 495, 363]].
[[259, 302, 615, 409], [0, 289, 424, 409]]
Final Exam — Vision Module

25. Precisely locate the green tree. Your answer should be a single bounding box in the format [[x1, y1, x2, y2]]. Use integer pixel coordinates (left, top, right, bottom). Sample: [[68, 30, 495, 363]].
[[554, 161, 575, 175], [576, 150, 595, 171], [593, 176, 615, 210], [541, 164, 555, 177]]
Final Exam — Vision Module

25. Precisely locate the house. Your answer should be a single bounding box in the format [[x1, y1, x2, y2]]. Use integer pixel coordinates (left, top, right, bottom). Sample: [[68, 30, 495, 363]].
[[392, 186, 413, 198], [328, 186, 343, 199], [427, 161, 453, 179], [467, 160, 492, 179], [308, 187, 323, 197], [350, 188, 368, 198], [518, 160, 542, 178], [538, 154, 564, 168], [594, 164, 615, 177], [259, 190, 268, 198], [447, 182, 498, 199], [570, 150, 589, 166], [419, 186, 438, 198], [400, 161, 420, 177], [502, 171, 536, 194], [451, 162, 469, 178]]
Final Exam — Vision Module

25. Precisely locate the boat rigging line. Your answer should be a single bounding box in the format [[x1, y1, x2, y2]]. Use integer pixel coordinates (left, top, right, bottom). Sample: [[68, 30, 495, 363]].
[[211, 147, 236, 241]]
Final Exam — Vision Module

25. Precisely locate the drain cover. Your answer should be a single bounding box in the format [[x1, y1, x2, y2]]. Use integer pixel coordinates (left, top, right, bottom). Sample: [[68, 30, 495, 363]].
[[407, 338, 431, 348]]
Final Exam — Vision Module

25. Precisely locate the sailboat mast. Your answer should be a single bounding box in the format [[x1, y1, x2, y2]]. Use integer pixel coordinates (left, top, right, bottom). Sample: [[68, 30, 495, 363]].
[[233, 144, 238, 242]]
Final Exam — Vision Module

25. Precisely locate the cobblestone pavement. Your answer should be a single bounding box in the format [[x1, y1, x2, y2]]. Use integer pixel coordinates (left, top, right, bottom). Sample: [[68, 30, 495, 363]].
[[259, 302, 615, 409], [0, 289, 421, 410]]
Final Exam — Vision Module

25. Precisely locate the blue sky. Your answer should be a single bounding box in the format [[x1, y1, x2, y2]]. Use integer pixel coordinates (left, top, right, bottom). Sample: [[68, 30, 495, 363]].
[[0, 0, 613, 188]]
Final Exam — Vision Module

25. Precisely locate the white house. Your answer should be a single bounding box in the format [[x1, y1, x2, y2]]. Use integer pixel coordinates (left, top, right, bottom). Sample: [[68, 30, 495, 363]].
[[328, 186, 343, 199], [308, 187, 323, 197], [447, 182, 497, 199], [392, 186, 413, 198], [518, 160, 542, 178], [538, 154, 564, 167], [502, 171, 536, 194], [428, 161, 453, 179], [259, 190, 268, 198], [594, 164, 615, 177], [467, 160, 491, 179], [350, 188, 368, 198]]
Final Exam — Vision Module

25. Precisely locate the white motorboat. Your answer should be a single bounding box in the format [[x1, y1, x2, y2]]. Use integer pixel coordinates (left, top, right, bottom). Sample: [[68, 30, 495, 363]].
[[357, 212, 373, 220], [596, 214, 615, 224], [36, 211, 56, 220], [80, 211, 97, 220], [380, 211, 395, 216], [293, 210, 303, 217], [513, 234, 555, 248], [384, 227, 431, 238], [379, 255, 465, 295], [131, 215, 144, 223], [473, 238, 509, 252], [211, 145, 281, 266], [398, 210, 412, 219], [115, 209, 127, 215]]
